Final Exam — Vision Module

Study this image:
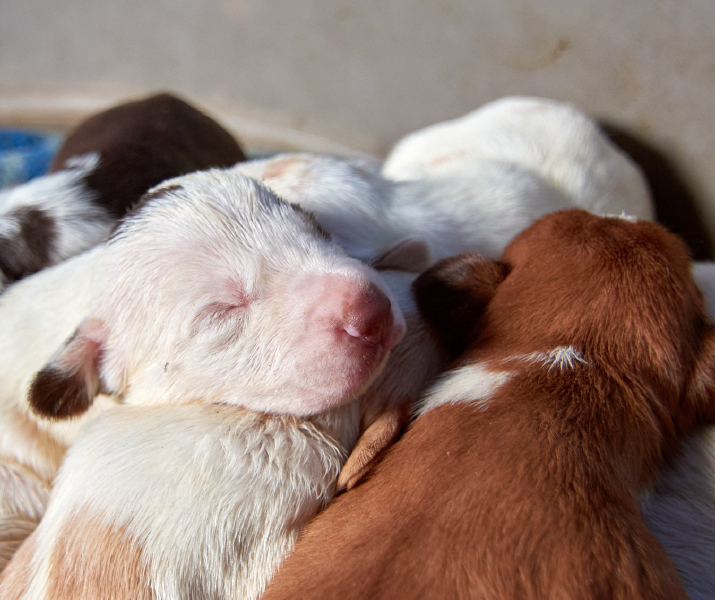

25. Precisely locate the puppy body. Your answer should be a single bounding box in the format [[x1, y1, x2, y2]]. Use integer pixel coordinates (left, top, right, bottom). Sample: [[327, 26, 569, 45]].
[[236, 153, 572, 269], [0, 247, 114, 570], [2, 402, 358, 600], [0, 157, 109, 287], [0, 170, 405, 596], [382, 95, 654, 220], [263, 211, 713, 600], [633, 261, 715, 600], [237, 119, 649, 272]]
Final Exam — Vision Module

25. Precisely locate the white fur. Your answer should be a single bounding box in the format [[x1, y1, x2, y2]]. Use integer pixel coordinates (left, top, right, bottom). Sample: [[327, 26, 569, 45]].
[[643, 428, 715, 600], [0, 170, 405, 596], [693, 262, 715, 318], [0, 153, 112, 288], [382, 96, 654, 221], [235, 153, 573, 266], [0, 247, 117, 570], [236, 118, 649, 270], [419, 363, 512, 413], [519, 346, 590, 371], [87, 171, 404, 415], [21, 402, 359, 600]]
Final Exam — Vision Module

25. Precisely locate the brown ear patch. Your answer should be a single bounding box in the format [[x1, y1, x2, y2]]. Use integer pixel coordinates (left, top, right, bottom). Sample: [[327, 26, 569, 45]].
[[413, 253, 509, 357], [28, 367, 95, 420], [0, 207, 56, 282]]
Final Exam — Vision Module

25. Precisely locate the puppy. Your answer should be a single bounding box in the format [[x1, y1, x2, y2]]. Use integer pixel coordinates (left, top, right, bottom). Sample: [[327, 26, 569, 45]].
[[0, 170, 404, 599], [0, 92, 244, 287], [262, 210, 714, 600], [236, 109, 652, 270], [382, 95, 654, 220]]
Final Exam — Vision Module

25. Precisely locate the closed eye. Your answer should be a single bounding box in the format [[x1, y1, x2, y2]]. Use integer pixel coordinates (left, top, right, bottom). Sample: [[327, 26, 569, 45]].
[[189, 299, 252, 342]]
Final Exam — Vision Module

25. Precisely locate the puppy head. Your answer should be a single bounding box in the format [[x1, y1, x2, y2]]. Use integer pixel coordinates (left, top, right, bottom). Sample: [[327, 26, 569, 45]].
[[497, 209, 714, 432], [30, 170, 405, 420]]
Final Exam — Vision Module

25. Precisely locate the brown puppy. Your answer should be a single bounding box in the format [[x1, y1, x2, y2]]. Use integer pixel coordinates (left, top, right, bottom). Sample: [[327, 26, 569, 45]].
[[262, 209, 715, 600]]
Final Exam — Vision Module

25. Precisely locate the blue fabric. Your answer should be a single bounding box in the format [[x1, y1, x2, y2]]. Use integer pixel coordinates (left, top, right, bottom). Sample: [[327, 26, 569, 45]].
[[0, 129, 63, 189]]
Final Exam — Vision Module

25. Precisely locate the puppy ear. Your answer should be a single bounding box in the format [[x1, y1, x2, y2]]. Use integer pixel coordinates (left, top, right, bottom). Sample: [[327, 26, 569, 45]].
[[413, 252, 509, 357], [29, 319, 108, 419], [371, 238, 431, 273], [336, 402, 410, 493]]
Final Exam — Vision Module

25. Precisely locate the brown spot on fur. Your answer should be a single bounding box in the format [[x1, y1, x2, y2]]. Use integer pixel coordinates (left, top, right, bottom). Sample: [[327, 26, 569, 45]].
[[50, 93, 246, 220], [0, 207, 56, 282], [48, 513, 153, 599], [286, 202, 331, 241], [29, 367, 95, 419], [371, 238, 431, 273], [261, 156, 307, 182], [117, 184, 185, 230]]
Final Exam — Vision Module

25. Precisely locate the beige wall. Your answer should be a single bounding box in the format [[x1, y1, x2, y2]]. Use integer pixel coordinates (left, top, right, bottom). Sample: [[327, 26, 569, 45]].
[[2, 0, 714, 255]]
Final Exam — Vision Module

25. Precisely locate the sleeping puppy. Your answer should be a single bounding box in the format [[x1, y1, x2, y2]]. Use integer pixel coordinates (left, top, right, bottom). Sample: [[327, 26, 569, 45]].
[[0, 92, 245, 288], [382, 95, 654, 220], [0, 169, 404, 599], [262, 210, 714, 600], [235, 138, 648, 479]]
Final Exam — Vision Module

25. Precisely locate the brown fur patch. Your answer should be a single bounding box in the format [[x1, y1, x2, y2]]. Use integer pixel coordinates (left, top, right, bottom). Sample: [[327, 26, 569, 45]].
[[261, 156, 306, 182], [0, 207, 56, 282], [50, 93, 245, 220], [413, 252, 509, 358], [117, 184, 185, 230], [47, 514, 153, 599], [29, 366, 95, 419]]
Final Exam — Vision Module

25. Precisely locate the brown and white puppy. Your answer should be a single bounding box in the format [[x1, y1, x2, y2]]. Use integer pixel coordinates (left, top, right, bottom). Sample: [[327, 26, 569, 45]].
[[0, 92, 245, 287], [0, 169, 405, 599], [262, 210, 715, 600]]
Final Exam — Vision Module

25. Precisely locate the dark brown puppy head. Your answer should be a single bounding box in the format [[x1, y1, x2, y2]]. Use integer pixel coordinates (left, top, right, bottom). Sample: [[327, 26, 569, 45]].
[[50, 92, 246, 219]]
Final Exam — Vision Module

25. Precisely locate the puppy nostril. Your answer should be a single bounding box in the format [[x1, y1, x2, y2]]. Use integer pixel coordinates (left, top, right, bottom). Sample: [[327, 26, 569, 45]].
[[343, 290, 393, 346], [344, 323, 386, 346]]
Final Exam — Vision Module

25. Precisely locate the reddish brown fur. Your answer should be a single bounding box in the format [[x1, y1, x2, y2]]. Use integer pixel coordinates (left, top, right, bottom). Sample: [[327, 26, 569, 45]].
[[263, 210, 715, 599], [50, 93, 246, 218]]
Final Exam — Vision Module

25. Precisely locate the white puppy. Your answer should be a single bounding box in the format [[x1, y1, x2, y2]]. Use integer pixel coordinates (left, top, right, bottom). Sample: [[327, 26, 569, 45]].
[[382, 95, 654, 220], [0, 170, 405, 597], [235, 153, 574, 270]]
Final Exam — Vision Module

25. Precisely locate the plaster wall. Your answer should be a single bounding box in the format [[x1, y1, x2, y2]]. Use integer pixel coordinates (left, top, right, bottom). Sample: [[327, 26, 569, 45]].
[[1, 0, 713, 254]]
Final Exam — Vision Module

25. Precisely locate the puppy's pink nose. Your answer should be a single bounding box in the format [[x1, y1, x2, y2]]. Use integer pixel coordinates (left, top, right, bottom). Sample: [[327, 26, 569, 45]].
[[342, 283, 404, 349], [344, 286, 393, 346]]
